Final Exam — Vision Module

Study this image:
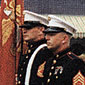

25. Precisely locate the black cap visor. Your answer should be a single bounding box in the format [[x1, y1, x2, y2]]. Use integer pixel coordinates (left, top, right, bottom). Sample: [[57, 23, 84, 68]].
[[19, 21, 47, 29], [43, 27, 72, 35]]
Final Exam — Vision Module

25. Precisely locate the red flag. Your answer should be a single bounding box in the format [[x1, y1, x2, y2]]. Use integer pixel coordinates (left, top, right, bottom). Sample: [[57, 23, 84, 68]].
[[0, 0, 24, 84]]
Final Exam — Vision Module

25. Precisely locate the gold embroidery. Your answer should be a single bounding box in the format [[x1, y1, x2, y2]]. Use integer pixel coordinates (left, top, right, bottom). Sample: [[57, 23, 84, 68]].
[[37, 61, 46, 78], [73, 71, 85, 85], [2, 19, 14, 46], [16, 5, 21, 17], [9, 0, 15, 10]]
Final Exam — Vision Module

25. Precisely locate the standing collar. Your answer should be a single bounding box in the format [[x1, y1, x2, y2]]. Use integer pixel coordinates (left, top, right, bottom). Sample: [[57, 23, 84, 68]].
[[28, 39, 46, 50], [55, 48, 71, 59]]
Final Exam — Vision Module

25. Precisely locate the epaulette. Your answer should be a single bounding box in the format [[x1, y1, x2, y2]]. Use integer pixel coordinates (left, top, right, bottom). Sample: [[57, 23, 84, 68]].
[[67, 52, 78, 60]]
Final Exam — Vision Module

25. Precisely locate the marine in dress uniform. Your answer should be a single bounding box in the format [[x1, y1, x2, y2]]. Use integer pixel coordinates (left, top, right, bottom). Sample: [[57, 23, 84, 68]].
[[17, 11, 52, 85], [43, 15, 85, 85]]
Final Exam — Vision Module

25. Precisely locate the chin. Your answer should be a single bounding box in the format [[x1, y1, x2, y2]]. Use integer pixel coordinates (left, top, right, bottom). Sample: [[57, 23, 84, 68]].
[[47, 46, 52, 49]]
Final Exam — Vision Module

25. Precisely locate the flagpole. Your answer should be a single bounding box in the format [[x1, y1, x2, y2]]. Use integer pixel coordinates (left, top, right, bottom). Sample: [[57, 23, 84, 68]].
[[14, 0, 18, 84]]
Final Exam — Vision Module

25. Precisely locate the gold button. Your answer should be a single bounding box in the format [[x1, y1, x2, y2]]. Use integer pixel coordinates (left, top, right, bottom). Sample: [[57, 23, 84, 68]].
[[23, 62, 25, 64], [26, 56, 28, 58], [18, 81, 21, 84], [51, 66, 54, 69], [15, 77, 18, 81], [56, 76, 58, 79], [49, 72, 52, 76], [21, 68, 23, 71], [56, 55, 59, 58], [28, 50, 31, 53], [30, 45, 33, 47], [15, 74, 18, 77], [23, 41, 27, 44], [16, 82, 18, 85], [48, 17, 51, 21], [47, 79, 50, 83], [53, 60, 56, 64], [68, 52, 71, 54], [20, 74, 22, 77]]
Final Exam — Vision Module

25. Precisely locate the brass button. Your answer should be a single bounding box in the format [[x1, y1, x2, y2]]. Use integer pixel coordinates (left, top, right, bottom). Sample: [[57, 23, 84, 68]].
[[51, 66, 54, 69], [23, 62, 25, 64], [48, 16, 51, 21], [30, 45, 33, 47], [23, 41, 27, 44], [53, 60, 56, 64], [28, 50, 31, 53], [68, 52, 71, 54], [49, 72, 52, 76], [20, 74, 22, 77], [18, 81, 21, 84], [47, 79, 50, 83], [56, 76, 58, 79], [15, 77, 18, 81], [16, 82, 18, 85], [26, 56, 28, 58], [21, 68, 23, 71], [56, 55, 59, 58], [15, 74, 18, 77]]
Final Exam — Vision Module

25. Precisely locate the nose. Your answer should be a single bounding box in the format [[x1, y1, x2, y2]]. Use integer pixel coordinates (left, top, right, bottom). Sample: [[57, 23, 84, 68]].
[[45, 34, 50, 40]]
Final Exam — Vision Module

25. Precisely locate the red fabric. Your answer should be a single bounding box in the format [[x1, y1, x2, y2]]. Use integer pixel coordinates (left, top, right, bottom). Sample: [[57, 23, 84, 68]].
[[0, 0, 24, 84]]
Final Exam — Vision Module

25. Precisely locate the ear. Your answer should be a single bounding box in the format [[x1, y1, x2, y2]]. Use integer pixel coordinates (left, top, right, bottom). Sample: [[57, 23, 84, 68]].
[[62, 40, 65, 44], [62, 34, 68, 44]]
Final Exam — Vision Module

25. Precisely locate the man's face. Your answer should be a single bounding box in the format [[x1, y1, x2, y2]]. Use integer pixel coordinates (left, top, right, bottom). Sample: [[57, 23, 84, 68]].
[[22, 26, 45, 43], [45, 33, 63, 51]]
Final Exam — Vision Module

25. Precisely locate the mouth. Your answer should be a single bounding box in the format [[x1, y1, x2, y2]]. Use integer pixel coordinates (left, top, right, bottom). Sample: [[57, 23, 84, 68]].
[[23, 34, 28, 37], [47, 42, 51, 46]]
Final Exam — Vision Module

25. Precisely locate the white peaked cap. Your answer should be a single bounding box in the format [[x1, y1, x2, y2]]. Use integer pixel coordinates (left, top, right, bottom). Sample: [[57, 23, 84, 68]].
[[23, 10, 49, 26], [48, 15, 77, 34]]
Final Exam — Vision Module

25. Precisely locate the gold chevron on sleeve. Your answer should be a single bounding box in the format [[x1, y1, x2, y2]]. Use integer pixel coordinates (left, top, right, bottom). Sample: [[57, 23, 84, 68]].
[[73, 70, 85, 85]]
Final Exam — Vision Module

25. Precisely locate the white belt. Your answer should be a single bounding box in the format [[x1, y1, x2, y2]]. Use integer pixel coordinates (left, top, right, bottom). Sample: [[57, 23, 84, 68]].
[[25, 44, 47, 85]]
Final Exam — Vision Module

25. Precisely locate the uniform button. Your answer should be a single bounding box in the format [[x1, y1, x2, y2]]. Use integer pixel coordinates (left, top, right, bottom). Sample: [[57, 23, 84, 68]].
[[51, 66, 54, 69], [53, 60, 56, 64], [18, 81, 21, 84], [21, 68, 23, 71], [23, 62, 25, 64], [28, 49, 31, 53], [49, 72, 52, 76], [56, 76, 58, 79], [48, 16, 51, 21], [56, 55, 59, 58], [68, 52, 71, 54], [30, 45, 33, 47], [23, 41, 27, 44], [19, 74, 22, 77], [26, 56, 28, 58], [16, 82, 18, 85], [15, 74, 18, 77], [15, 77, 18, 81], [47, 79, 50, 83]]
